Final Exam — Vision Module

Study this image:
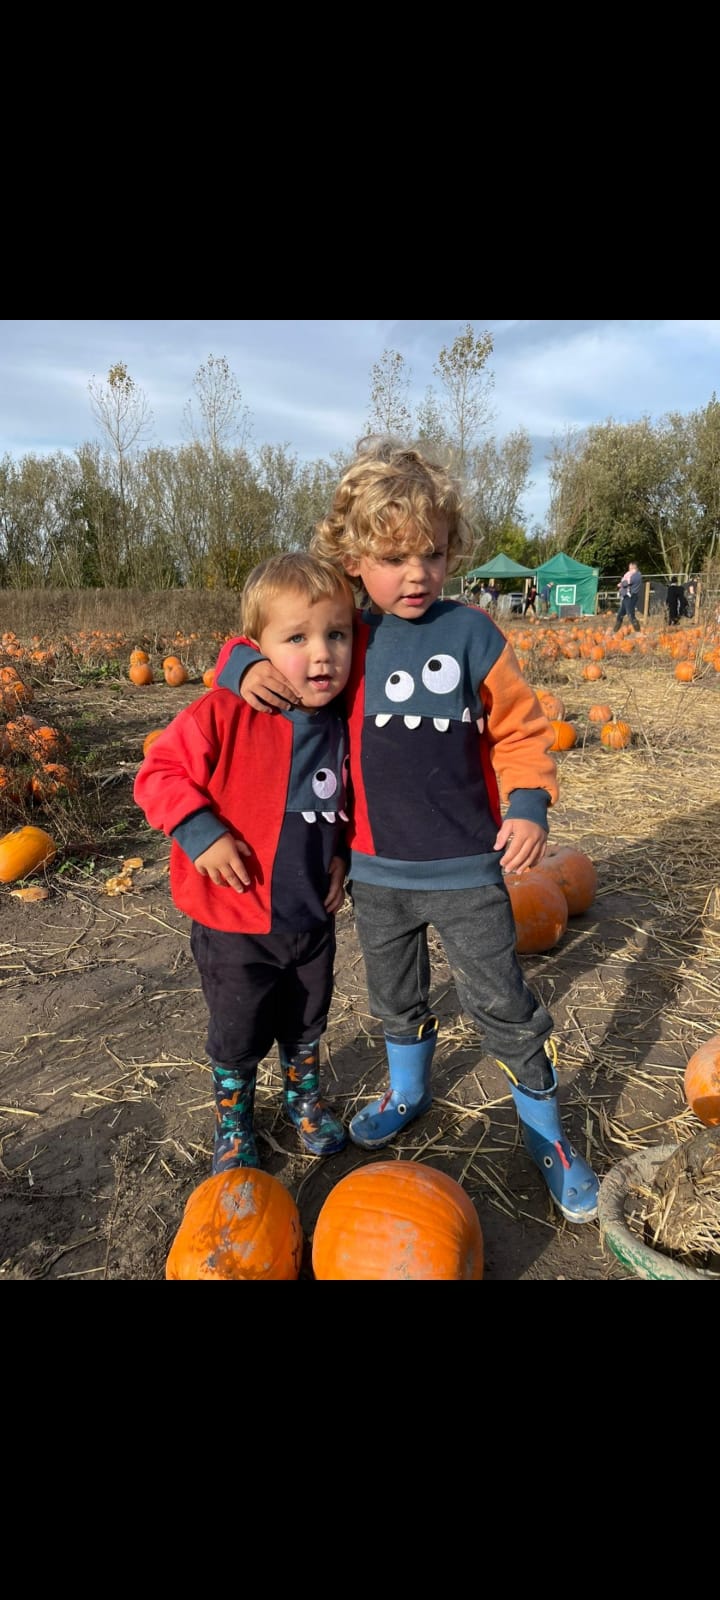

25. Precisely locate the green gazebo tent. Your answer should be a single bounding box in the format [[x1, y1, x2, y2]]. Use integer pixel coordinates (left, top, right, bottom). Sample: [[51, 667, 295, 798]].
[[534, 552, 599, 616], [463, 553, 536, 581]]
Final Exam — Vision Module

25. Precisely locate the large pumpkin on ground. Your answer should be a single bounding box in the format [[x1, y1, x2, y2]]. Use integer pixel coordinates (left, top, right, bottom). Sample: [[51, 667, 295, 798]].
[[312, 1161, 484, 1280], [541, 845, 598, 917], [166, 1167, 303, 1280], [0, 825, 57, 884], [504, 866, 569, 953], [683, 1036, 720, 1127]]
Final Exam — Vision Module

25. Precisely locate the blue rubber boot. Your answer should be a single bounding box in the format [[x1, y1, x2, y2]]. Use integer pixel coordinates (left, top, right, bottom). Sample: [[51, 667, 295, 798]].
[[211, 1062, 259, 1173], [349, 1017, 438, 1149], [501, 1057, 599, 1223], [279, 1042, 347, 1156]]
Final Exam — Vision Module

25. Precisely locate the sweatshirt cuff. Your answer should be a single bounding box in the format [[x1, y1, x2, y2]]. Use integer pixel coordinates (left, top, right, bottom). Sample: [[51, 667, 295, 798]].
[[171, 809, 228, 862], [216, 643, 267, 693], [505, 789, 551, 831]]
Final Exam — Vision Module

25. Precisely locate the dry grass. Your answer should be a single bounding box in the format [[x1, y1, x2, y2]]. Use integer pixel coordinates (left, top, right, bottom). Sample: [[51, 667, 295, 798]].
[[0, 587, 244, 642], [625, 1128, 720, 1271]]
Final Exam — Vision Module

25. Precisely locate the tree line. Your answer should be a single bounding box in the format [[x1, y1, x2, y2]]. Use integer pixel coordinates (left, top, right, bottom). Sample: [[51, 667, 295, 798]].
[[1, 337, 718, 592]]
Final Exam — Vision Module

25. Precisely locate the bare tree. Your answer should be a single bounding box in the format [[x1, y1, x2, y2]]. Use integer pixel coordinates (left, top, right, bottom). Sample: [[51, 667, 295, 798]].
[[88, 363, 154, 583], [434, 324, 495, 467], [184, 354, 251, 457], [415, 387, 449, 454], [365, 349, 413, 436]]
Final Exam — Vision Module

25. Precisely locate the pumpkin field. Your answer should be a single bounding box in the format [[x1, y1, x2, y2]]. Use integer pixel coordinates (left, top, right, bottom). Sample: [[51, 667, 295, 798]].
[[1, 600, 719, 1280]]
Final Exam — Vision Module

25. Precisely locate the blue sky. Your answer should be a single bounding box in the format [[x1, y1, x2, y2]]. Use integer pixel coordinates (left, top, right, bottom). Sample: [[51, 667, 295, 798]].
[[1, 319, 719, 529]]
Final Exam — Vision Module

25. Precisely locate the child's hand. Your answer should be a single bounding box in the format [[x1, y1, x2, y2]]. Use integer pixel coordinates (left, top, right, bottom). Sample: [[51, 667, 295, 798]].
[[194, 833, 252, 892], [241, 661, 301, 713], [494, 818, 547, 875], [324, 855, 347, 914]]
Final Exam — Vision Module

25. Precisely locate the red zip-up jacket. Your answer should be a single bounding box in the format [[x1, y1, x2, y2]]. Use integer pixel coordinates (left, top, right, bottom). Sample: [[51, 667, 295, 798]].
[[134, 688, 347, 933]]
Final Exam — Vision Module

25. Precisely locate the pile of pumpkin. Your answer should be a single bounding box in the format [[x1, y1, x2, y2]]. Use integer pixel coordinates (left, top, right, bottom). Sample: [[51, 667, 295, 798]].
[[1, 663, 75, 810]]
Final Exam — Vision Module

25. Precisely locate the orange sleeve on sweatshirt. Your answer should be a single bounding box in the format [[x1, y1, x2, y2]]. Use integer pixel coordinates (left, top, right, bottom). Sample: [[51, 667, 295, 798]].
[[480, 640, 559, 808]]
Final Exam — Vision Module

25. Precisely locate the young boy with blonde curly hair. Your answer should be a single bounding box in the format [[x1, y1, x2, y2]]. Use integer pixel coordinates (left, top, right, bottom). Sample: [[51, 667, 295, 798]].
[[215, 440, 599, 1222]]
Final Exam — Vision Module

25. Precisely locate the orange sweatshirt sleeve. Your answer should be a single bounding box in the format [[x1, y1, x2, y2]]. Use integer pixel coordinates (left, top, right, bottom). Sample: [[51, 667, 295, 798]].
[[480, 639, 559, 809]]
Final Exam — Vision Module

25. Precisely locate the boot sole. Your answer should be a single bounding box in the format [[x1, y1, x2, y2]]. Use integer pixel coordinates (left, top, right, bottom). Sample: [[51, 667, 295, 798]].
[[349, 1098, 432, 1150], [297, 1133, 348, 1156], [555, 1199, 599, 1224]]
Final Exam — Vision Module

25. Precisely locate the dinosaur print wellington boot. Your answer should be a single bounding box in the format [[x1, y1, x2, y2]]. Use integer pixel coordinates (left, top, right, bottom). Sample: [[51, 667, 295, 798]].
[[279, 1041, 347, 1156], [349, 1016, 438, 1149], [498, 1046, 599, 1223], [210, 1061, 259, 1174]]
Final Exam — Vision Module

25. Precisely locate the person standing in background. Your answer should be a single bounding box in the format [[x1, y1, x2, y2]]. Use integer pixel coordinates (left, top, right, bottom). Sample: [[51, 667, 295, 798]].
[[613, 560, 642, 633], [666, 575, 684, 626]]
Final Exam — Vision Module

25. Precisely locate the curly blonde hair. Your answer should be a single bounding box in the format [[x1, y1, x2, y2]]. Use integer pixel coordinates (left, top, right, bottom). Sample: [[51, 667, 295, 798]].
[[311, 435, 472, 583], [241, 552, 355, 641]]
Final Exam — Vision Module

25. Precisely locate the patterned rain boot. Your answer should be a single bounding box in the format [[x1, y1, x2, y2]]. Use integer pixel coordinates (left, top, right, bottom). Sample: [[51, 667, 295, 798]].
[[211, 1061, 259, 1174], [279, 1041, 347, 1156], [498, 1045, 599, 1223], [349, 1016, 438, 1149]]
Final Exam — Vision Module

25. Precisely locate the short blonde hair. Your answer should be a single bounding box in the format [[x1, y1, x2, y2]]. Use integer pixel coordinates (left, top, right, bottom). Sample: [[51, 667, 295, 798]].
[[241, 552, 356, 641], [312, 435, 472, 582]]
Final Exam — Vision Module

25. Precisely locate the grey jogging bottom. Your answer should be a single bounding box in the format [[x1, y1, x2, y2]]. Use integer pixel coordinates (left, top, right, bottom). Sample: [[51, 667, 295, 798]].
[[350, 879, 554, 1088]]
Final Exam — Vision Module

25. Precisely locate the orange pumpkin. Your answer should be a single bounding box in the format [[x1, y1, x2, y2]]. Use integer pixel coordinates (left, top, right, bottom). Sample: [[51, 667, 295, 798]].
[[548, 719, 577, 751], [165, 1168, 303, 1280], [202, 668, 215, 688], [600, 720, 632, 749], [129, 663, 154, 686], [27, 725, 65, 761], [142, 729, 165, 757], [312, 1162, 484, 1281], [0, 766, 22, 804], [683, 1036, 720, 1127], [29, 763, 76, 800], [129, 648, 149, 666], [588, 703, 613, 723], [164, 663, 189, 686], [581, 663, 605, 681], [5, 715, 42, 750], [504, 867, 569, 953], [674, 662, 695, 682], [542, 845, 598, 916], [537, 691, 566, 720], [0, 825, 57, 884]]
